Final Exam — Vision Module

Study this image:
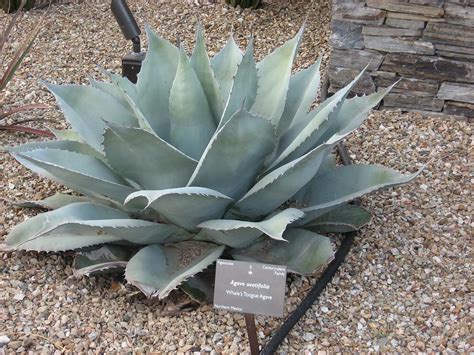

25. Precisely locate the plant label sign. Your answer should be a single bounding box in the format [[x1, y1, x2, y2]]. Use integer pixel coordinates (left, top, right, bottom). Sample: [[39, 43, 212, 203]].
[[213, 259, 287, 317]]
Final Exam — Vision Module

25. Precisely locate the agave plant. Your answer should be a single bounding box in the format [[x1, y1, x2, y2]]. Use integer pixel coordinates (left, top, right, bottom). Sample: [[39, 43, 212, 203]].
[[3, 24, 420, 301]]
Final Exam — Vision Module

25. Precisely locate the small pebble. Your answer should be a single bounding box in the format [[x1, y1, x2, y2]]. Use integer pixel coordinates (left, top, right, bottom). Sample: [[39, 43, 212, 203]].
[[0, 335, 10, 347], [8, 341, 22, 351]]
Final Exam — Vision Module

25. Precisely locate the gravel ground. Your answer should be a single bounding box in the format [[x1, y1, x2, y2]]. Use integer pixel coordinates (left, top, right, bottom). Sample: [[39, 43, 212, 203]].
[[1, 0, 473, 353]]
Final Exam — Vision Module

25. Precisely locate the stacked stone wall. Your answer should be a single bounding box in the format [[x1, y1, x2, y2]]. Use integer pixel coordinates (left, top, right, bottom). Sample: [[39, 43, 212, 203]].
[[329, 0, 474, 120]]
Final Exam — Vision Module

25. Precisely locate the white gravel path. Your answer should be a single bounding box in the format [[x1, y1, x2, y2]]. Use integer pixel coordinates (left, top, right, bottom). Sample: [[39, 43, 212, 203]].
[[1, 0, 472, 353]]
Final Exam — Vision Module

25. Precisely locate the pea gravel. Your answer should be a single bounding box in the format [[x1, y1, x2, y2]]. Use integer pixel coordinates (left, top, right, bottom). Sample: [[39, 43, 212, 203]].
[[1, 0, 472, 353]]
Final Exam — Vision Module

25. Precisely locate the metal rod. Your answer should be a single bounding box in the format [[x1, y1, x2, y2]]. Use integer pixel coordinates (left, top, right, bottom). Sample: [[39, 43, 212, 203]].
[[244, 313, 260, 355], [337, 142, 352, 166]]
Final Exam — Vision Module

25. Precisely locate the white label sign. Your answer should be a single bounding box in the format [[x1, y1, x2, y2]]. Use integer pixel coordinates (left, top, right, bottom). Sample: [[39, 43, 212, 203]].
[[213, 259, 287, 317]]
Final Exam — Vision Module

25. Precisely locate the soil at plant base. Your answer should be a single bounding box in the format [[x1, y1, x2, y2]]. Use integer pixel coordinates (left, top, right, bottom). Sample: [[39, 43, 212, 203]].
[[0, 0, 472, 353]]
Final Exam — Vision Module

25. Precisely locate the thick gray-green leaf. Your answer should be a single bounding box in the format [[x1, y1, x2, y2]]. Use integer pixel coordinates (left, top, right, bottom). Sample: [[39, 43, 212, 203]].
[[5, 202, 129, 250], [187, 109, 275, 199], [312, 84, 395, 148], [7, 139, 103, 160], [11, 191, 126, 214], [315, 151, 337, 174], [251, 25, 304, 127], [90, 78, 125, 101], [277, 58, 322, 137], [50, 128, 83, 142], [90, 76, 136, 111], [22, 219, 185, 251], [220, 39, 258, 126], [231, 134, 343, 219], [100, 69, 155, 133], [13, 148, 135, 204], [169, 47, 216, 159], [303, 204, 372, 233], [135, 26, 180, 140], [120, 222, 193, 245], [6, 204, 191, 251], [125, 187, 233, 231], [198, 208, 304, 243], [54, 219, 192, 246], [103, 125, 197, 190], [191, 24, 224, 124], [194, 228, 262, 249], [125, 242, 224, 298], [232, 228, 334, 275], [211, 35, 242, 104], [292, 151, 336, 206], [270, 69, 366, 170], [73, 245, 133, 276], [44, 83, 137, 152], [12, 192, 93, 210], [300, 164, 422, 223]]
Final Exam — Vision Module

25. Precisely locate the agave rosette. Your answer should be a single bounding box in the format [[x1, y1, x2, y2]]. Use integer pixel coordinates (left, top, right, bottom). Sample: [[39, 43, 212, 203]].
[[3, 25, 420, 301]]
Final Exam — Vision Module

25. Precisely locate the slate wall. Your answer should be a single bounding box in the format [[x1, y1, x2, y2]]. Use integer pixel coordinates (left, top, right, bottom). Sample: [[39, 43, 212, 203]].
[[329, 0, 474, 120]]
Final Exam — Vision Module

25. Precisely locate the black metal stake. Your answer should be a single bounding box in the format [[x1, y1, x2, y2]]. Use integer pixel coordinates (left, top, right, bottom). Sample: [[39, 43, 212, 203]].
[[112, 0, 145, 83], [244, 313, 260, 355]]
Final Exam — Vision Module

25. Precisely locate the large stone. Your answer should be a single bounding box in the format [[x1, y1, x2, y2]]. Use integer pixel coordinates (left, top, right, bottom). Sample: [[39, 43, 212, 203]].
[[423, 22, 474, 47], [332, 2, 364, 14], [334, 6, 386, 25], [389, 89, 434, 97], [398, 108, 471, 120], [328, 67, 376, 94], [435, 43, 474, 55], [383, 93, 445, 111], [375, 76, 439, 94], [437, 82, 474, 104], [330, 49, 385, 71], [381, 53, 474, 83], [446, 0, 474, 5], [370, 71, 398, 87], [436, 43, 474, 60], [386, 11, 445, 22], [437, 50, 474, 61], [385, 18, 426, 29], [364, 36, 435, 55], [409, 0, 444, 6], [444, 3, 474, 27], [443, 101, 474, 118], [333, 0, 366, 4], [362, 26, 422, 36], [330, 20, 364, 49], [367, 0, 444, 17], [371, 70, 397, 79]]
